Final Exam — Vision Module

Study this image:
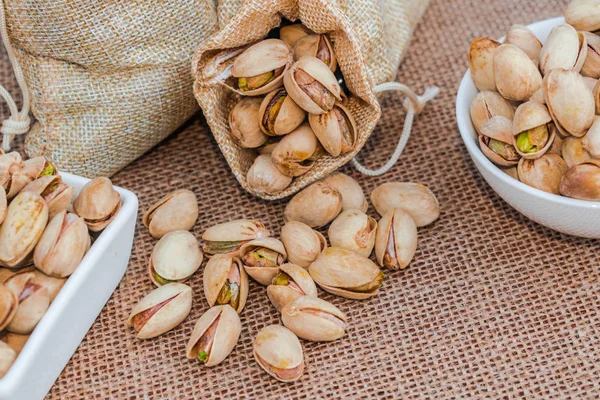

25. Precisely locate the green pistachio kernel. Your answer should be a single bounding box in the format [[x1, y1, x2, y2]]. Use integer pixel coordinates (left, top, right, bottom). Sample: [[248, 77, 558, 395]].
[[272, 272, 291, 286], [348, 271, 384, 293], [216, 281, 240, 310], [198, 351, 208, 363], [40, 162, 56, 177], [153, 272, 174, 286]]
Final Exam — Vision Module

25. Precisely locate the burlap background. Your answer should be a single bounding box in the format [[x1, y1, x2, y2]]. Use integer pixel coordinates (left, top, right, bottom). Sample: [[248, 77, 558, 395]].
[[3, 0, 600, 398]]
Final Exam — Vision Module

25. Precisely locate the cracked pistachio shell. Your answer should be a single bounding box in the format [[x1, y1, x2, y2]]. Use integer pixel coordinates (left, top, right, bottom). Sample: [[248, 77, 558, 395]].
[[512, 102, 555, 160], [584, 76, 599, 92], [280, 221, 327, 268], [583, 117, 600, 157], [148, 230, 203, 287], [239, 237, 287, 286], [0, 191, 48, 268], [494, 44, 542, 102], [560, 159, 600, 200], [280, 24, 313, 47], [272, 124, 319, 177], [284, 56, 342, 114], [29, 270, 66, 303], [544, 68, 595, 137], [375, 208, 418, 270], [5, 271, 50, 334], [21, 175, 74, 219], [371, 182, 440, 227], [259, 88, 306, 136], [229, 97, 268, 148], [0, 268, 15, 284], [284, 181, 342, 228], [253, 325, 304, 383], [0, 284, 18, 331], [73, 177, 121, 232], [501, 166, 520, 180], [203, 254, 248, 314], [142, 189, 198, 239], [127, 283, 192, 339], [328, 210, 376, 258], [518, 153, 569, 195], [582, 32, 600, 78], [0, 186, 5, 225], [293, 34, 337, 72], [562, 137, 592, 167], [308, 103, 356, 156], [548, 131, 565, 155], [594, 79, 600, 114], [309, 247, 383, 300], [281, 295, 346, 342], [531, 88, 546, 104], [322, 173, 367, 213], [479, 116, 521, 167], [2, 333, 29, 356], [566, 0, 600, 32], [267, 263, 318, 311], [506, 25, 542, 67], [468, 38, 500, 91], [186, 305, 241, 367], [247, 155, 293, 195], [540, 24, 587, 75], [470, 91, 515, 135], [33, 211, 90, 278], [0, 342, 16, 379], [202, 219, 270, 257], [0, 152, 24, 199]]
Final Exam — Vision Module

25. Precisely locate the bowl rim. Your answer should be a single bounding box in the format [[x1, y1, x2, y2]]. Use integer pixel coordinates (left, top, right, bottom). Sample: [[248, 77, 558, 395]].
[[456, 16, 600, 210]]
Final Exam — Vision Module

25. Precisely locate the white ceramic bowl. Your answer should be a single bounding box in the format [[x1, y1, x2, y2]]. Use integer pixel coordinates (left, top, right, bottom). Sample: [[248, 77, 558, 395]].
[[0, 172, 138, 399], [457, 16, 600, 239]]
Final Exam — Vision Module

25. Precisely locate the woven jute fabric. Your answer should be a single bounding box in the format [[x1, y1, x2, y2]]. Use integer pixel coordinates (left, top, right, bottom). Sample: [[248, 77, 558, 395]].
[[2, 0, 219, 178], [3, 0, 600, 398], [192, 0, 430, 200]]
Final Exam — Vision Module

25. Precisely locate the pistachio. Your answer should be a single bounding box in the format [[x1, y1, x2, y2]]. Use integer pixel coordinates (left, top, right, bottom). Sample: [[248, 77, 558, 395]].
[[530, 88, 546, 104], [239, 237, 287, 286], [582, 117, 600, 157], [375, 208, 418, 270], [127, 283, 192, 339], [308, 103, 356, 156], [539, 24, 587, 75], [562, 136, 592, 167], [565, 0, 600, 32], [0, 284, 18, 331], [594, 79, 600, 114], [281, 296, 347, 342], [479, 116, 521, 166], [559, 159, 600, 200], [494, 44, 543, 102], [0, 342, 16, 378], [186, 305, 241, 366], [0, 186, 6, 226], [0, 268, 15, 284], [203, 254, 248, 313], [29, 270, 66, 303], [468, 38, 500, 91], [21, 175, 74, 218], [279, 24, 313, 48], [280, 221, 327, 268], [328, 210, 377, 258], [582, 32, 600, 78], [2, 333, 29, 356], [271, 124, 320, 177], [259, 87, 306, 136], [469, 91, 515, 135], [371, 182, 440, 227], [202, 219, 270, 257], [283, 181, 343, 228], [501, 166, 520, 180], [309, 247, 383, 300], [142, 189, 198, 239], [0, 152, 24, 199], [253, 325, 304, 383], [512, 101, 555, 159], [229, 97, 268, 148], [505, 25, 542, 67], [518, 153, 569, 195], [4, 271, 50, 334], [267, 263, 317, 311], [246, 155, 293, 195], [293, 34, 337, 72], [148, 230, 203, 287], [321, 173, 367, 213], [73, 177, 121, 232]]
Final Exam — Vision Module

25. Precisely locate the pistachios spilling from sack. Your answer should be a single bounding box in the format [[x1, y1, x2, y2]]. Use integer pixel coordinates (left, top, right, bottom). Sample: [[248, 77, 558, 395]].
[[468, 1, 600, 201]]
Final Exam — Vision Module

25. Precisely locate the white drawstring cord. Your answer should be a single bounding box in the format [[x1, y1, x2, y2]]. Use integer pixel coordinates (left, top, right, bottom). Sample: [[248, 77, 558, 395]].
[[352, 82, 439, 176]]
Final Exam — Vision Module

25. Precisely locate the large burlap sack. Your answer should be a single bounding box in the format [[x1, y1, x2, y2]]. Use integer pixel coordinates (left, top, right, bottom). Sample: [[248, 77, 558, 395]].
[[0, 0, 220, 177], [193, 0, 430, 200]]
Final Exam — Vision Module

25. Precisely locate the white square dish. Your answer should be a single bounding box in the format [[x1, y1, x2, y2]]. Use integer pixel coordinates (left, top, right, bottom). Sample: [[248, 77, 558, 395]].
[[0, 172, 138, 400]]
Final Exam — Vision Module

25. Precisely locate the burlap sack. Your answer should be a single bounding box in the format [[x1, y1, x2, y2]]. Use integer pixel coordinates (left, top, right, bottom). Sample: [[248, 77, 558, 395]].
[[193, 0, 430, 200], [0, 0, 220, 177]]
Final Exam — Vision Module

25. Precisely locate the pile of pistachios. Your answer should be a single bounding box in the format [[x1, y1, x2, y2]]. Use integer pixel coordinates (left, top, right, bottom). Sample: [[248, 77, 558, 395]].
[[468, 0, 600, 201], [222, 23, 356, 195], [0, 151, 121, 378], [128, 173, 439, 382]]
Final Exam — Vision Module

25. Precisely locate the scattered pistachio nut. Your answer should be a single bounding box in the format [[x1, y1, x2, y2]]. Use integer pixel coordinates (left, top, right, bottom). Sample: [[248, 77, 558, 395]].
[[293, 34, 337, 72], [518, 153, 569, 195], [247, 155, 293, 195], [308, 102, 356, 156], [240, 237, 287, 286], [229, 97, 269, 148], [281, 295, 347, 342], [283, 181, 343, 228], [0, 342, 16, 379], [148, 230, 203, 287], [73, 177, 121, 232], [375, 208, 418, 270], [322, 173, 368, 213], [271, 123, 321, 177], [468, 37, 500, 91], [253, 325, 304, 383], [142, 189, 199, 239], [4, 271, 51, 334], [267, 263, 318, 311], [370, 182, 440, 227], [280, 221, 327, 268], [259, 87, 306, 136], [328, 209, 377, 258], [202, 219, 270, 257], [203, 254, 248, 314]]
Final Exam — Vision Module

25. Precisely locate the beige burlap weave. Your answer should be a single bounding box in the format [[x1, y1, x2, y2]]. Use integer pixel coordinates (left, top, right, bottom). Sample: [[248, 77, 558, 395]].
[[193, 0, 430, 200]]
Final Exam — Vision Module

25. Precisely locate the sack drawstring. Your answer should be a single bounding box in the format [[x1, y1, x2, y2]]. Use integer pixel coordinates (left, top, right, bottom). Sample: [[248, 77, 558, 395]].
[[0, 0, 31, 153], [352, 83, 439, 176]]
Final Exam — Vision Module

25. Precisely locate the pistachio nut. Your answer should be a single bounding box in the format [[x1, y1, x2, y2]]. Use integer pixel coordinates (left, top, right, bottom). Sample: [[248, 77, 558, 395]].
[[281, 296, 346, 342], [582, 117, 600, 157], [284, 56, 342, 114], [479, 116, 521, 166], [73, 177, 121, 232], [2, 333, 29, 356], [22, 175, 74, 218], [127, 283, 192, 339], [202, 219, 270, 257], [258, 142, 279, 156], [293, 34, 337, 72], [371, 182, 440, 227], [148, 230, 203, 287], [559, 159, 600, 200], [539, 24, 587, 75], [470, 91, 515, 135], [583, 76, 599, 92], [512, 101, 555, 159], [530, 88, 546, 104], [246, 154, 293, 195], [328, 210, 376, 258], [494, 44, 543, 102], [283, 181, 343, 228], [0, 186, 6, 226], [267, 263, 318, 311], [548, 132, 565, 156], [280, 24, 313, 47], [280, 221, 327, 268], [0, 191, 48, 268], [517, 153, 569, 195], [29, 270, 66, 303], [0, 342, 16, 378], [0, 268, 14, 284], [3, 156, 56, 200], [259, 87, 307, 136], [33, 211, 90, 278], [142, 189, 198, 239], [582, 32, 600, 78], [308, 102, 356, 156], [505, 25, 542, 67], [4, 271, 50, 334], [566, 0, 600, 32], [0, 152, 24, 199], [0, 284, 18, 331], [229, 97, 268, 148], [253, 324, 304, 383], [562, 136, 592, 167], [544, 68, 595, 137], [239, 237, 287, 286], [501, 166, 520, 180], [309, 247, 383, 300], [375, 208, 418, 270], [594, 78, 600, 114], [185, 305, 241, 366], [468, 38, 500, 91], [228, 39, 292, 96], [203, 254, 248, 313], [271, 124, 321, 177], [322, 173, 367, 213]]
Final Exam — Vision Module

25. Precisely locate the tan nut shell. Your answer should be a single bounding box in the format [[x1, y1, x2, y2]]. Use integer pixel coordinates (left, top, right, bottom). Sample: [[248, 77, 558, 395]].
[[126, 283, 192, 339], [560, 159, 600, 200], [30, 270, 66, 303], [375, 208, 418, 270], [247, 155, 293, 195], [512, 102, 556, 160], [0, 342, 16, 379], [271, 124, 319, 177], [280, 221, 327, 268], [202, 219, 270, 244], [583, 116, 600, 157], [283, 181, 342, 228], [566, 0, 600, 32], [562, 137, 592, 167], [371, 182, 440, 227], [22, 175, 74, 218], [203, 254, 248, 313], [308, 103, 357, 156], [506, 25, 542, 67], [253, 325, 304, 383], [280, 24, 313, 47], [185, 305, 241, 367], [468, 38, 500, 91], [539, 24, 587, 75], [148, 230, 203, 286], [143, 189, 198, 239], [281, 295, 346, 342], [470, 91, 515, 135], [73, 177, 121, 232], [518, 154, 569, 195], [582, 32, 600, 79], [494, 44, 542, 102], [240, 237, 287, 286], [229, 97, 268, 148], [322, 173, 367, 213], [5, 272, 50, 334], [259, 88, 306, 136], [328, 210, 376, 258], [293, 34, 337, 72], [0, 186, 6, 226], [2, 333, 29, 356], [0, 284, 18, 331], [267, 263, 318, 311]]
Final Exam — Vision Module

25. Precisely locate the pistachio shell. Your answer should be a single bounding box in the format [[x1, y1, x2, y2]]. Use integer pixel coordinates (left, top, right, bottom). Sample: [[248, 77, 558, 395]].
[[582, 32, 600, 78], [470, 91, 515, 135], [293, 34, 337, 72], [0, 152, 26, 199], [308, 103, 356, 156], [29, 270, 66, 303], [203, 254, 248, 313], [565, 0, 600, 32], [142, 189, 198, 239], [229, 97, 268, 148], [240, 237, 287, 286], [559, 159, 600, 200], [280, 221, 327, 268], [253, 325, 304, 383], [2, 333, 29, 356], [202, 219, 270, 257], [0, 284, 18, 331], [0, 186, 6, 225], [479, 116, 521, 166], [148, 230, 203, 286], [328, 210, 376, 258], [266, 263, 318, 311], [594, 79, 600, 114], [539, 25, 587, 75], [375, 208, 418, 270], [73, 177, 121, 232], [468, 38, 500, 91], [247, 155, 293, 195], [21, 175, 74, 218], [582, 117, 600, 157], [501, 166, 520, 180], [283, 181, 342, 228], [506, 25, 542, 67], [281, 296, 346, 342], [562, 136, 592, 167], [494, 44, 543, 102], [259, 88, 306, 136], [518, 153, 569, 195], [322, 173, 367, 213], [370, 182, 440, 227], [5, 272, 50, 334], [512, 102, 555, 160], [0, 268, 15, 284], [279, 24, 313, 47], [0, 342, 16, 378], [530, 88, 546, 104], [271, 124, 319, 177]]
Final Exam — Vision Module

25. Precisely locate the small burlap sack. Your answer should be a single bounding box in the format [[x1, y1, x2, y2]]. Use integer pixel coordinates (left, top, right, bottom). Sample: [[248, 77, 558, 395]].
[[193, 0, 434, 200], [0, 0, 220, 177]]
